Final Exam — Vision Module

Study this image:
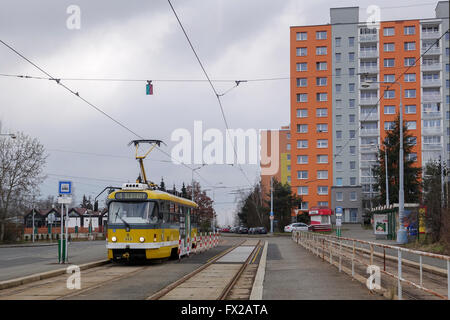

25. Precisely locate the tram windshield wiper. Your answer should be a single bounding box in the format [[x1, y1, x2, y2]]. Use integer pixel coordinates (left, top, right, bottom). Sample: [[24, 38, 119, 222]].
[[114, 208, 131, 230]]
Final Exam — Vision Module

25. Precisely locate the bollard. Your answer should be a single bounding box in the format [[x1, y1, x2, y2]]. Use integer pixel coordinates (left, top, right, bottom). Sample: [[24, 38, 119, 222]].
[[398, 248, 402, 300]]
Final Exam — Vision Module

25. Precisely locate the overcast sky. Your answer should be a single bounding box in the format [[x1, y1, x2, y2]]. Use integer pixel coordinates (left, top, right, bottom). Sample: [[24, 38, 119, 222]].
[[0, 0, 441, 225]]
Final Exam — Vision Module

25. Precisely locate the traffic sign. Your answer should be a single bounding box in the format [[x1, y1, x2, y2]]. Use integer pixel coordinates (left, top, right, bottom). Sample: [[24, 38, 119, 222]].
[[58, 181, 72, 195], [270, 211, 274, 216], [58, 196, 72, 204], [335, 206, 343, 217], [336, 218, 342, 227]]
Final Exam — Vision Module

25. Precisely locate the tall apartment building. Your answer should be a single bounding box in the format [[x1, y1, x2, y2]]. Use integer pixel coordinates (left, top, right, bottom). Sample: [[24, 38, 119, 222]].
[[290, 2, 449, 223], [260, 126, 291, 200]]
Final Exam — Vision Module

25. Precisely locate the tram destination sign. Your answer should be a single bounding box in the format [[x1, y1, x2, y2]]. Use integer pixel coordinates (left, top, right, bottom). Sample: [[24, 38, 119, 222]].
[[115, 192, 148, 201]]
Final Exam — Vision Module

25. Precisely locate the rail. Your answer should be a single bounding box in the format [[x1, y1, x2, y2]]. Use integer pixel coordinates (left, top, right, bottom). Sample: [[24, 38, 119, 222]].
[[292, 231, 450, 300]]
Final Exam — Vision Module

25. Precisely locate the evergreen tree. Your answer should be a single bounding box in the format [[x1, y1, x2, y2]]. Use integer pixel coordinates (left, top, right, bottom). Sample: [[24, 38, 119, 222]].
[[159, 177, 166, 191], [372, 116, 421, 206], [181, 183, 188, 199]]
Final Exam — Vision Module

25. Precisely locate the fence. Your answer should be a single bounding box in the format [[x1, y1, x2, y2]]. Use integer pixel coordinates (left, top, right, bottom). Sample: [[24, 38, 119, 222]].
[[292, 231, 450, 300]]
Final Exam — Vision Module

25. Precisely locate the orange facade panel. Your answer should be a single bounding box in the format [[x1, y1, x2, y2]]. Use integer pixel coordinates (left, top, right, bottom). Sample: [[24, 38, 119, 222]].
[[290, 25, 332, 208]]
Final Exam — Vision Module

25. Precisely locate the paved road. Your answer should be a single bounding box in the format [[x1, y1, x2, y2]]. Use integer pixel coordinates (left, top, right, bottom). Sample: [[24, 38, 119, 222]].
[[262, 236, 382, 300], [0, 240, 107, 281]]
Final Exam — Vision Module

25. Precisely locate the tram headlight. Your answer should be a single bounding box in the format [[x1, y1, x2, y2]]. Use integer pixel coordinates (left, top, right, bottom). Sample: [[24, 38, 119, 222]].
[[111, 236, 117, 242], [139, 237, 145, 243]]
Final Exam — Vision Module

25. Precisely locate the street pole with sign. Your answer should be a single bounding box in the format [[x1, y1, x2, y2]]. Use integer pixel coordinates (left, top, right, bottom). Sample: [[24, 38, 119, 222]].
[[270, 177, 274, 233], [58, 181, 72, 263], [335, 207, 343, 237]]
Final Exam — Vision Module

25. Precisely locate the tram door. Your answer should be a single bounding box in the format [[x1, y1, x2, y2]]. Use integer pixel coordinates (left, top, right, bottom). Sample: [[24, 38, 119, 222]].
[[179, 205, 186, 250]]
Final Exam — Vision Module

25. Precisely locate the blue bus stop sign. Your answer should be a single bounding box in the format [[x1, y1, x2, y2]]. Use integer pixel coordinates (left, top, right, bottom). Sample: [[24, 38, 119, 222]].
[[335, 206, 343, 217], [58, 181, 72, 195]]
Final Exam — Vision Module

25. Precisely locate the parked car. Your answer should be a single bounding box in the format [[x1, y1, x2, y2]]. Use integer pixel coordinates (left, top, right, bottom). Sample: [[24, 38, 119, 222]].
[[255, 227, 267, 234], [248, 227, 256, 234], [230, 226, 239, 233], [220, 227, 230, 233], [237, 226, 248, 234], [284, 222, 309, 232]]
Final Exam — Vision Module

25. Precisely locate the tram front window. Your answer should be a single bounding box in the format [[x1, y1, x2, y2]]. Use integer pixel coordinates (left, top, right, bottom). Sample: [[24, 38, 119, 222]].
[[108, 201, 156, 224]]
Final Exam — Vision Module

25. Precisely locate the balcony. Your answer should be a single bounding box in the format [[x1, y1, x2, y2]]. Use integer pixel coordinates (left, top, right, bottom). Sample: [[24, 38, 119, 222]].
[[360, 128, 379, 136], [421, 31, 440, 39], [422, 94, 441, 102], [359, 82, 379, 90], [360, 113, 379, 121], [422, 143, 442, 151], [422, 63, 441, 71], [422, 78, 441, 87], [422, 127, 442, 135], [359, 34, 378, 42], [359, 65, 378, 74], [359, 97, 378, 105], [360, 145, 378, 153], [422, 111, 442, 119], [422, 46, 441, 55], [359, 50, 378, 58]]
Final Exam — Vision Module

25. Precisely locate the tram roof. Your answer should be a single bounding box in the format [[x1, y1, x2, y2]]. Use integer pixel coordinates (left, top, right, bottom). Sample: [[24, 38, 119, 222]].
[[108, 189, 198, 208]]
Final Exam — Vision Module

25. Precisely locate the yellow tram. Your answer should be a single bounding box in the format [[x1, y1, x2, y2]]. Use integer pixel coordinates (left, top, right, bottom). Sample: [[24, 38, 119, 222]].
[[105, 140, 199, 261]]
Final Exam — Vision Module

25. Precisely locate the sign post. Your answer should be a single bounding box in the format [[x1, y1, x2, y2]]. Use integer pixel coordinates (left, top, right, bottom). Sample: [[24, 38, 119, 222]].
[[335, 207, 343, 237], [58, 181, 72, 263]]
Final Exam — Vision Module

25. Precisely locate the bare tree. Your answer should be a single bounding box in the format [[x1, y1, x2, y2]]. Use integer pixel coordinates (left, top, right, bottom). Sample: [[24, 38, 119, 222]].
[[0, 132, 46, 241]]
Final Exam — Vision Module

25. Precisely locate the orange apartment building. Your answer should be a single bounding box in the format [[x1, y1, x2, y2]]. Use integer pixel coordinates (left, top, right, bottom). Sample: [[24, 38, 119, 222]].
[[290, 2, 449, 223]]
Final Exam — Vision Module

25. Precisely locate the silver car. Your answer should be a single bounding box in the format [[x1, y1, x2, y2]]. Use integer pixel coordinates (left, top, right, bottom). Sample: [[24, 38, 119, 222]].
[[284, 222, 309, 232]]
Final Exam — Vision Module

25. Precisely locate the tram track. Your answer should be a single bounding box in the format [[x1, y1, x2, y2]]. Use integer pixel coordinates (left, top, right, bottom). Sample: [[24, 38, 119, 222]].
[[148, 240, 263, 300]]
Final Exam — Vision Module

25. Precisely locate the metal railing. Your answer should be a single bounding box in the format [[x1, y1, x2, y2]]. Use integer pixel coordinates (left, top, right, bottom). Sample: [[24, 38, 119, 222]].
[[291, 230, 450, 300]]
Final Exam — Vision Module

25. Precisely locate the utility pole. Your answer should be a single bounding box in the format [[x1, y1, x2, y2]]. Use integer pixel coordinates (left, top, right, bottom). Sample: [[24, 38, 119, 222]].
[[384, 139, 389, 207]]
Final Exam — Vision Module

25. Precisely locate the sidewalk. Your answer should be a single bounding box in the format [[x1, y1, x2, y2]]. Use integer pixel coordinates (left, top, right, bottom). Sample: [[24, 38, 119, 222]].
[[262, 236, 382, 299]]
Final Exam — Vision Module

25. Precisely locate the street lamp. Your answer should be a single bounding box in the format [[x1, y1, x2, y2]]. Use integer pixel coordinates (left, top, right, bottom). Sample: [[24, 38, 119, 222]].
[[362, 79, 406, 244]]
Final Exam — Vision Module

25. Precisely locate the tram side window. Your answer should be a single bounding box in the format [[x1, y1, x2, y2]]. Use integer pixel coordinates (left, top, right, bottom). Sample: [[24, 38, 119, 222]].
[[149, 203, 158, 224]]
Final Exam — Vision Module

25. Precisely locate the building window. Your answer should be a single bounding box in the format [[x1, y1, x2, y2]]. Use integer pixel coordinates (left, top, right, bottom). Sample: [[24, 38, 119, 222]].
[[300, 202, 309, 210], [336, 130, 342, 140], [317, 124, 328, 133], [405, 105, 416, 114], [317, 139, 328, 148], [316, 108, 328, 117], [298, 186, 308, 195], [348, 52, 355, 62], [336, 178, 343, 186], [336, 192, 343, 201], [317, 170, 328, 179], [316, 62, 328, 71], [384, 90, 395, 99], [317, 155, 328, 164], [349, 68, 355, 77], [384, 74, 395, 82], [407, 153, 417, 162], [335, 37, 341, 47], [287, 143, 291, 150], [404, 42, 416, 51], [335, 68, 341, 77], [349, 83, 355, 92], [335, 53, 341, 62], [383, 27, 395, 36], [297, 155, 308, 164], [297, 109, 308, 118], [407, 136, 417, 145], [316, 31, 327, 40], [405, 89, 416, 98], [349, 99, 355, 108], [350, 161, 356, 170], [336, 84, 342, 93], [318, 201, 329, 207], [404, 74, 416, 82], [296, 62, 307, 71], [404, 57, 416, 66], [349, 37, 355, 47], [298, 171, 308, 179], [297, 93, 308, 102], [316, 46, 327, 55], [336, 162, 342, 170], [350, 177, 357, 186], [316, 77, 327, 86], [349, 146, 356, 155], [297, 124, 308, 133], [384, 58, 395, 67], [406, 121, 416, 130], [404, 26, 415, 35], [318, 186, 328, 195], [350, 191, 357, 201], [336, 114, 342, 123], [296, 78, 307, 87], [384, 121, 395, 130], [296, 32, 307, 41], [384, 105, 395, 114], [296, 47, 307, 56], [317, 93, 328, 101], [349, 114, 355, 123], [384, 43, 395, 52], [297, 140, 308, 149], [349, 130, 356, 139]]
